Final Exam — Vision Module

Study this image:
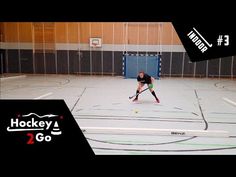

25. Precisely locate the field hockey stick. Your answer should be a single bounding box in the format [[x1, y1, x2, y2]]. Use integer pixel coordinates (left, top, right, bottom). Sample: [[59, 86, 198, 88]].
[[129, 87, 149, 99]]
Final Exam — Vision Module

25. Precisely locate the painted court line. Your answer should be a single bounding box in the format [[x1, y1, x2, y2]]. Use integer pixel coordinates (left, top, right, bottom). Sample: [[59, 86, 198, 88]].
[[176, 142, 236, 147], [0, 75, 26, 81], [222, 97, 236, 107], [34, 92, 53, 100]]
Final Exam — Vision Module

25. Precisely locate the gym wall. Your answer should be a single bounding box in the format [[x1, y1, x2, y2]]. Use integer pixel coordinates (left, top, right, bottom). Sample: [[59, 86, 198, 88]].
[[0, 22, 235, 77]]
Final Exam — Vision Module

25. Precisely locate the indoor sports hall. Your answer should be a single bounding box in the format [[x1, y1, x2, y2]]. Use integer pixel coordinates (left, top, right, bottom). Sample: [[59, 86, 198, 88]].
[[1, 22, 236, 154]]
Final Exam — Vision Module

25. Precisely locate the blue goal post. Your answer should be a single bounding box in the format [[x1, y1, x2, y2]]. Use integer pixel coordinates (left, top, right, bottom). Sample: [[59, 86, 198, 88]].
[[123, 53, 161, 79]]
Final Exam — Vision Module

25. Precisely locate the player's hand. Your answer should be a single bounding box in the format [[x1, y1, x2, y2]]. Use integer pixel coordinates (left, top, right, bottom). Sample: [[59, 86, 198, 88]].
[[148, 84, 153, 89]]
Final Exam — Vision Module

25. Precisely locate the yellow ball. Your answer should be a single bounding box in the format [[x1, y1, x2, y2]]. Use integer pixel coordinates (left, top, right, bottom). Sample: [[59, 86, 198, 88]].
[[134, 110, 138, 113]]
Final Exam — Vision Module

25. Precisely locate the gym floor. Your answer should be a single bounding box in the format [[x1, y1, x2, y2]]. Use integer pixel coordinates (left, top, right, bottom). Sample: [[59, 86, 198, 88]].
[[1, 74, 236, 154]]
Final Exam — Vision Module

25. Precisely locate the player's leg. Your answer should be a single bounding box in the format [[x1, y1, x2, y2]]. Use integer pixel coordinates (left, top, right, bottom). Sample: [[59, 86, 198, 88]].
[[133, 83, 144, 101], [148, 83, 160, 103]]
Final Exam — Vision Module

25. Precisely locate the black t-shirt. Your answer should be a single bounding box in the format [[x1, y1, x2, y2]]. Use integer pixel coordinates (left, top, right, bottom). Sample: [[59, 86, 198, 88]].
[[137, 73, 151, 84]]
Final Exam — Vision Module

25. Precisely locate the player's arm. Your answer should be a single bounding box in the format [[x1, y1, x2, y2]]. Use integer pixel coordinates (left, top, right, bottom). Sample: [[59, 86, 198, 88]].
[[151, 77, 155, 83], [136, 77, 143, 90], [138, 81, 143, 90], [148, 77, 155, 89]]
